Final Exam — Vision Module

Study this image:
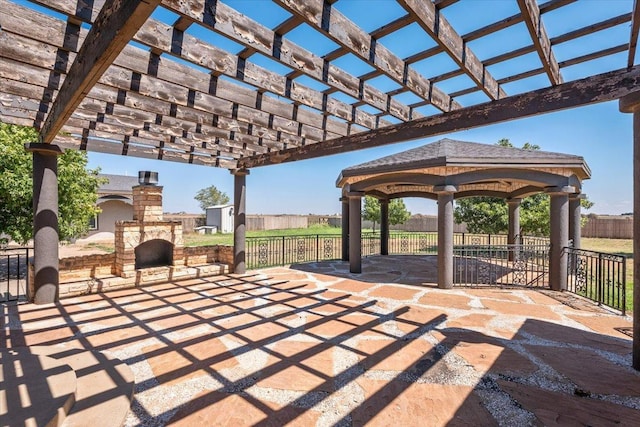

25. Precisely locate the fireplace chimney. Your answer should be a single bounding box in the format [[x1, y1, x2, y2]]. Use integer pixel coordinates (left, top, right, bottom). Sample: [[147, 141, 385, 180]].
[[138, 170, 159, 186], [133, 171, 163, 222]]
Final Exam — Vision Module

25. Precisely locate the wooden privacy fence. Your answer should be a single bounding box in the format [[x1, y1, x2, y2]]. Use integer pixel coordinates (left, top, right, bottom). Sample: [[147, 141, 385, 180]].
[[169, 213, 632, 239], [581, 216, 633, 239]]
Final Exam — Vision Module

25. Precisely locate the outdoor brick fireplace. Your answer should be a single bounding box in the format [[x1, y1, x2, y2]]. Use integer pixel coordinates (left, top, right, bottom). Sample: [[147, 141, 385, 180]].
[[114, 172, 184, 278]]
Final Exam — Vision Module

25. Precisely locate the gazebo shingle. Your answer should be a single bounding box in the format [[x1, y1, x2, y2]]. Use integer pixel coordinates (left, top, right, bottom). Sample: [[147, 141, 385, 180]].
[[340, 139, 590, 178]]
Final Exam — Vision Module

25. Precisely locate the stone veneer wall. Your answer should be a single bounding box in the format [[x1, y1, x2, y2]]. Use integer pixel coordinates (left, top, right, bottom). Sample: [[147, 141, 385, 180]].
[[60, 245, 233, 281], [59, 253, 116, 283], [132, 185, 163, 221], [183, 245, 234, 266], [44, 245, 234, 299]]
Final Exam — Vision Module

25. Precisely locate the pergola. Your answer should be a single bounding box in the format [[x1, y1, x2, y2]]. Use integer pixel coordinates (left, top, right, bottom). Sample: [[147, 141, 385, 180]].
[[1, 0, 640, 366], [336, 138, 591, 289]]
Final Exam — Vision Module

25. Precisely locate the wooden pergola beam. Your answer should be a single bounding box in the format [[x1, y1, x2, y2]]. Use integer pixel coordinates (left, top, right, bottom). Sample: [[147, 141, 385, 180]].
[[239, 65, 640, 168], [159, 0, 417, 123], [398, 0, 505, 100], [517, 0, 563, 85], [628, 0, 640, 68], [272, 0, 459, 112], [39, 0, 160, 143]]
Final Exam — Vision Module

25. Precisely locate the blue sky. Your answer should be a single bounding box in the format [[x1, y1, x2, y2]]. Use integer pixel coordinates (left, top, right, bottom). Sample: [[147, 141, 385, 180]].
[[77, 0, 635, 216], [89, 99, 633, 216]]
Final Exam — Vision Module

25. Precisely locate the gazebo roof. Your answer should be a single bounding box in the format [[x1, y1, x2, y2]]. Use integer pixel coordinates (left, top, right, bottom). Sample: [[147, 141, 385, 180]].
[[337, 138, 591, 200], [339, 138, 591, 179]]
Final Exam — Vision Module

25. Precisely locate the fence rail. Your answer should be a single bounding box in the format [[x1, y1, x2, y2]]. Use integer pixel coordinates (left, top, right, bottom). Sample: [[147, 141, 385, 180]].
[[453, 244, 550, 287], [1, 247, 30, 302], [565, 247, 627, 314]]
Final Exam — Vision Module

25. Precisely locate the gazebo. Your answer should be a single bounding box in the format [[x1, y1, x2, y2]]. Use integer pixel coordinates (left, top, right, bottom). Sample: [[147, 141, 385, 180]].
[[336, 138, 591, 290]]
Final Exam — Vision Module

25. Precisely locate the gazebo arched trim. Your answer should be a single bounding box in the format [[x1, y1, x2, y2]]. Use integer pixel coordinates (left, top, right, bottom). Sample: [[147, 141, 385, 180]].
[[350, 173, 443, 192], [350, 168, 574, 195], [450, 168, 571, 187]]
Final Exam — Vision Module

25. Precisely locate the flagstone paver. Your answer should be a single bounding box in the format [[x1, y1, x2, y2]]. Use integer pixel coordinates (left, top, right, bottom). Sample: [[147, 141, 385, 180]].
[[368, 284, 422, 301], [352, 379, 497, 426], [566, 313, 633, 339], [480, 298, 562, 321], [2, 255, 637, 426], [166, 390, 321, 426], [419, 292, 473, 310], [329, 279, 377, 294], [525, 345, 640, 396], [499, 380, 640, 426]]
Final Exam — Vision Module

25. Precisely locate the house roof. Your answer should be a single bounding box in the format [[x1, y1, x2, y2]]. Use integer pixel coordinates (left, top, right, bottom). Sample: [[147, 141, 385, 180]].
[[98, 174, 139, 194], [339, 138, 591, 179], [1, 1, 639, 169]]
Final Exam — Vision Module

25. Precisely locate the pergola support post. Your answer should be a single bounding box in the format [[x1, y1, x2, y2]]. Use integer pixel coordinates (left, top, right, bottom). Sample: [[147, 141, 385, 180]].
[[547, 186, 574, 292], [25, 143, 62, 304], [619, 92, 640, 371], [435, 185, 457, 289], [507, 198, 521, 262], [232, 169, 249, 274], [380, 199, 389, 256], [341, 197, 349, 261], [569, 194, 584, 249], [348, 191, 364, 273]]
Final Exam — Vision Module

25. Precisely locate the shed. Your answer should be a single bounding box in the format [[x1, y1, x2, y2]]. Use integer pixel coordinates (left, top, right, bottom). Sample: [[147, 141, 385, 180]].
[[206, 205, 235, 233]]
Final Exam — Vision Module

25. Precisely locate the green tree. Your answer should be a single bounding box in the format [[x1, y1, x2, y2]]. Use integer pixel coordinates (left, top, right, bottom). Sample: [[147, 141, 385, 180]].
[[362, 196, 411, 232], [0, 123, 104, 244], [454, 138, 593, 236], [194, 185, 230, 211]]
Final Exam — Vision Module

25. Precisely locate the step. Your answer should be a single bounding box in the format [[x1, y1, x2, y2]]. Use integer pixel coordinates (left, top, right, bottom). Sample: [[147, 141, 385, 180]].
[[1, 348, 77, 427], [30, 345, 135, 427]]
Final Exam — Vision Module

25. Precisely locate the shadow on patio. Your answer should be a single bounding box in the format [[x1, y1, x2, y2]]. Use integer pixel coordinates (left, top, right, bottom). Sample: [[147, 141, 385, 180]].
[[2, 263, 639, 426]]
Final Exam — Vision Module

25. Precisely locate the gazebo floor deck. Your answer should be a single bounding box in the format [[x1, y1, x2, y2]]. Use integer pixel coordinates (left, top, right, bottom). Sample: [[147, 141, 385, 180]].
[[2, 256, 638, 426]]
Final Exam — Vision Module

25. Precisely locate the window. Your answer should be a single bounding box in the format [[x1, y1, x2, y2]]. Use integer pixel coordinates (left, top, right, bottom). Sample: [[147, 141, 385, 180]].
[[88, 214, 98, 230]]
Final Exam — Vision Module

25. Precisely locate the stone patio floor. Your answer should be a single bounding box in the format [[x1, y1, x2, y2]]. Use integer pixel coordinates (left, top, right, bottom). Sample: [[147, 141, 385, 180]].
[[2, 255, 639, 426]]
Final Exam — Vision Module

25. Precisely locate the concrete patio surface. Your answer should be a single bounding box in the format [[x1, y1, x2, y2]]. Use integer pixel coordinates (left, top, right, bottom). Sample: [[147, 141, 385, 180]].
[[1, 255, 638, 426]]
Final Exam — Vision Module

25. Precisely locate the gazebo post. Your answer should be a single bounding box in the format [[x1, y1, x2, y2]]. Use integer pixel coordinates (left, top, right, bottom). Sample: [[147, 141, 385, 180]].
[[232, 168, 249, 274], [507, 198, 521, 261], [25, 143, 62, 304], [348, 191, 364, 273], [341, 196, 349, 261], [569, 194, 584, 249], [380, 198, 389, 256], [547, 186, 574, 292], [435, 185, 457, 289], [619, 92, 640, 370]]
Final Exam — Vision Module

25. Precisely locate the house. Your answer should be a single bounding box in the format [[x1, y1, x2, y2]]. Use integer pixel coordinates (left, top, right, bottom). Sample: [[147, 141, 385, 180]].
[[89, 174, 139, 235]]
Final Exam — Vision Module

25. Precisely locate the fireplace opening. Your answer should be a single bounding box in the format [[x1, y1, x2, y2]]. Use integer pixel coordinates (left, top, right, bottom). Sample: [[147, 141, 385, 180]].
[[135, 239, 174, 269]]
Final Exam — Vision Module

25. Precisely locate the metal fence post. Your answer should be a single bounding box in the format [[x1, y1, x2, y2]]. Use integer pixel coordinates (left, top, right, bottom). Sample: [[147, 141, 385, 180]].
[[597, 252, 603, 306], [622, 259, 627, 316], [282, 236, 286, 266]]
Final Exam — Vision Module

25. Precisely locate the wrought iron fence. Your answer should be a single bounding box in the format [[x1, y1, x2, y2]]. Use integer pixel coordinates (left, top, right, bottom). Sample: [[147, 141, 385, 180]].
[[565, 248, 627, 314], [1, 247, 30, 302], [453, 244, 550, 287], [247, 235, 342, 269], [247, 232, 550, 269]]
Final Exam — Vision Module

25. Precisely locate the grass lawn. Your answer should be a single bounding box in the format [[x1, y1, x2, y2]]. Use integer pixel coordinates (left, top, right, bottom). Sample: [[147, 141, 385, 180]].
[[183, 225, 345, 246], [581, 238, 633, 313]]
